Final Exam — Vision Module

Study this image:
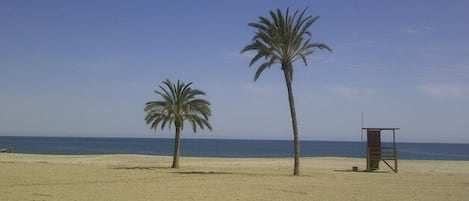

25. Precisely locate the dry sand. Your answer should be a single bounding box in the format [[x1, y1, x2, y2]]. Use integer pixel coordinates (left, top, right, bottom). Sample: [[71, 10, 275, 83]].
[[1, 154, 468, 201]]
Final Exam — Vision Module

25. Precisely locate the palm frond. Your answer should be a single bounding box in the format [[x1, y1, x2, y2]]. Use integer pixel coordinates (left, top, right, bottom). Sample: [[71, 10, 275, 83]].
[[254, 57, 278, 81]]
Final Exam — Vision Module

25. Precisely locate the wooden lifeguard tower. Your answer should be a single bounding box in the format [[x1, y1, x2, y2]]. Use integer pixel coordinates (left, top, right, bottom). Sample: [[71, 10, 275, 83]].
[[362, 128, 399, 173]]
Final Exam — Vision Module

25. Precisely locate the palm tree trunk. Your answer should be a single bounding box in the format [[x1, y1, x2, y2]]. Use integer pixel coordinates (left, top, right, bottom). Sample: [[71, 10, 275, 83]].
[[172, 126, 181, 168], [283, 65, 300, 176]]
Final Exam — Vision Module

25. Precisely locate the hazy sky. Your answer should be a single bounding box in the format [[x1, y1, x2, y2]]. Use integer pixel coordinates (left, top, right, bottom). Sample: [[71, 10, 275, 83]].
[[1, 1, 468, 143]]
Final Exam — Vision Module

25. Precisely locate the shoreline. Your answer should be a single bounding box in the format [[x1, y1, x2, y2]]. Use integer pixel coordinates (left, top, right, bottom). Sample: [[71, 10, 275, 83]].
[[1, 154, 468, 200], [3, 152, 469, 162]]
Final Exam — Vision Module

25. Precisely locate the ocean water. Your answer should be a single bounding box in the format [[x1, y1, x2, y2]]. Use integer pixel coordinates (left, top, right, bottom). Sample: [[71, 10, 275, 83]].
[[1, 136, 468, 161]]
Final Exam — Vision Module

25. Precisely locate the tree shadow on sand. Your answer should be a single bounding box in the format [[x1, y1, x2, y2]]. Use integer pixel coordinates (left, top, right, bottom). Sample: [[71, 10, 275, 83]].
[[333, 169, 390, 173], [109, 165, 170, 170], [174, 171, 233, 175]]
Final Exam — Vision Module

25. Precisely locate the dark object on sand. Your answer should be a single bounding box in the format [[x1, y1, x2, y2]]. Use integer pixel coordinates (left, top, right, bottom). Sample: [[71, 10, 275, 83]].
[[0, 146, 13, 153]]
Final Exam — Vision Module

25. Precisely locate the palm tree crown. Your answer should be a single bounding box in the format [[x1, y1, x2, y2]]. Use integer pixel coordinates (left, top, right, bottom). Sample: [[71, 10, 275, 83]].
[[241, 7, 331, 81], [144, 79, 212, 133]]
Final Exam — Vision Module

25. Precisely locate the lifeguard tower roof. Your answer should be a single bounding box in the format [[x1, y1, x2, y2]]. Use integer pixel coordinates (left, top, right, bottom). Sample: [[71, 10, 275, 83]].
[[362, 128, 400, 131]]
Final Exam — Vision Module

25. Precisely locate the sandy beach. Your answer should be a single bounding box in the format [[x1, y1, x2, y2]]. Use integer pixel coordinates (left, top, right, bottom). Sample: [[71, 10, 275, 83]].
[[1, 154, 468, 201]]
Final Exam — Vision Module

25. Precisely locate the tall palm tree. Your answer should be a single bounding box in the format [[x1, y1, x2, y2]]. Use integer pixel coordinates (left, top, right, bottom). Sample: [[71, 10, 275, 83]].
[[144, 79, 212, 168], [241, 8, 331, 175]]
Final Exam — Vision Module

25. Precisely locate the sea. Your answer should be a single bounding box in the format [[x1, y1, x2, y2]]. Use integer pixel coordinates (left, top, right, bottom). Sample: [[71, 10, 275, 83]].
[[1, 136, 469, 161]]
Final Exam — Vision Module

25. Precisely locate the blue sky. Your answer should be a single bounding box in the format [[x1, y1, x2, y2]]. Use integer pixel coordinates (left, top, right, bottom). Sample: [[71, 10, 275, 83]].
[[1, 0, 468, 143]]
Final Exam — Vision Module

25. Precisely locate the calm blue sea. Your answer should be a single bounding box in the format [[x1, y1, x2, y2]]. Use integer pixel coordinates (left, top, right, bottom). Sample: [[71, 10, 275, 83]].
[[1, 136, 468, 160]]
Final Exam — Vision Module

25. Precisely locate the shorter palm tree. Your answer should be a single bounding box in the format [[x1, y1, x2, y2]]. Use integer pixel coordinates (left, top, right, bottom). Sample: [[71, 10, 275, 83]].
[[144, 79, 212, 168]]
